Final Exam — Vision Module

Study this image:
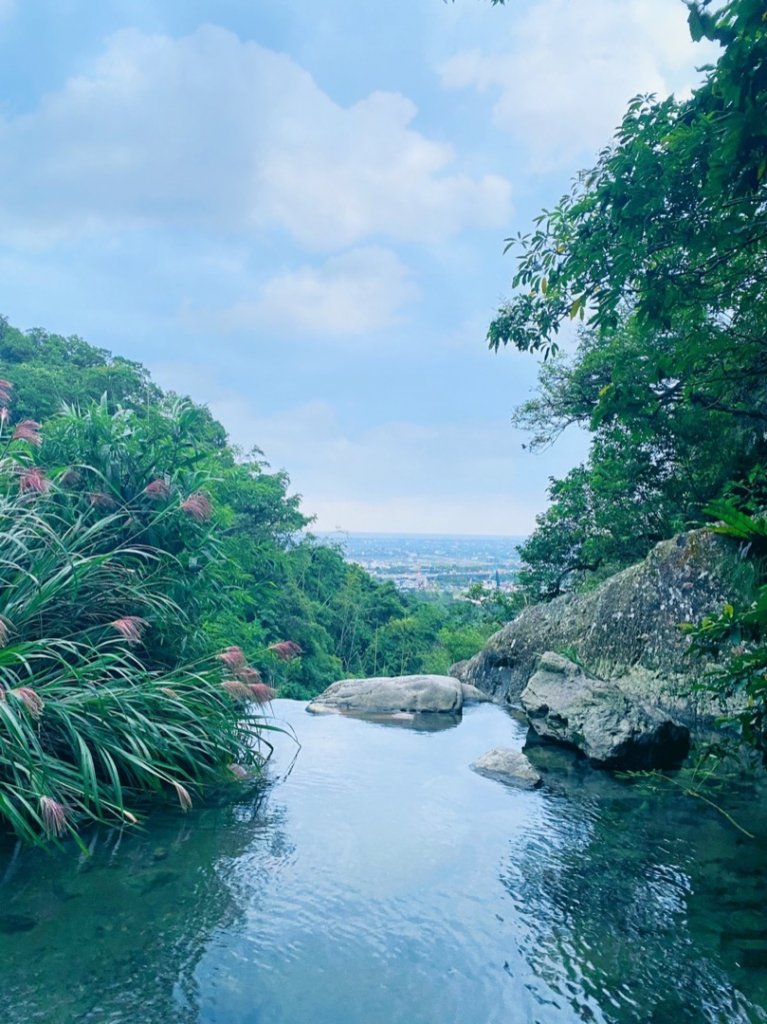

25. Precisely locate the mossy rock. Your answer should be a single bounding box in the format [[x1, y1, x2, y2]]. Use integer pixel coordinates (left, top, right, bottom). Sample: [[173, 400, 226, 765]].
[[451, 529, 757, 726]]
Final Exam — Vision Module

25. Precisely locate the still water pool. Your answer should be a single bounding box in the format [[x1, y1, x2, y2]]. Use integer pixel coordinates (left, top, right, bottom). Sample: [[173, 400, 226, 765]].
[[1, 700, 766, 1024]]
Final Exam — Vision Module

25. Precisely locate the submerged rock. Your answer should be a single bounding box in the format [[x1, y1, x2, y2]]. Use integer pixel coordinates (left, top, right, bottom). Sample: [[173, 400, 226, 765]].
[[307, 674, 463, 716], [470, 748, 542, 789], [337, 711, 462, 732], [0, 913, 37, 934], [461, 683, 493, 704], [520, 652, 690, 770]]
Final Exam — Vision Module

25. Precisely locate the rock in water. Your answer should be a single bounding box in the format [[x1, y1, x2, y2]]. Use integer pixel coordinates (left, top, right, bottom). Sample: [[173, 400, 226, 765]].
[[461, 683, 493, 704], [470, 748, 542, 789], [520, 652, 690, 770], [307, 674, 463, 715]]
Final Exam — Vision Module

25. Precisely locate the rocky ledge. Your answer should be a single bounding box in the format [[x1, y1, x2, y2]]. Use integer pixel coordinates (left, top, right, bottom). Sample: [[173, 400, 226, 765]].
[[521, 652, 690, 770], [451, 529, 757, 728], [447, 529, 757, 769]]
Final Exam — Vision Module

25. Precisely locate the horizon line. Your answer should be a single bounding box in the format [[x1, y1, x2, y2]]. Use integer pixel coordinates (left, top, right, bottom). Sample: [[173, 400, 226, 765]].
[[309, 529, 527, 539]]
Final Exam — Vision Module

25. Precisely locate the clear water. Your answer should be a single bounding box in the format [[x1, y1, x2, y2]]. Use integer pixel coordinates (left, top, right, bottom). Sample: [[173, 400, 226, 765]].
[[1, 700, 766, 1024]]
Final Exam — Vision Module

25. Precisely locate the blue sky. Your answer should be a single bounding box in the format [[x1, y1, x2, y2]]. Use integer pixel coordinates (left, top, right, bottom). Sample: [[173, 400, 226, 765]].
[[0, 0, 715, 534]]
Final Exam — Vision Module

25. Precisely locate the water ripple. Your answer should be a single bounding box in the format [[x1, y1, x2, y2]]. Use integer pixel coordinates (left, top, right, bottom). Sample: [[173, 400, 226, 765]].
[[0, 701, 765, 1024]]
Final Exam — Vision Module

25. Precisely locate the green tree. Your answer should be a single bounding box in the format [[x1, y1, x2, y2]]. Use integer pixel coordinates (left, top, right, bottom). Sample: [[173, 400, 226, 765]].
[[491, 0, 767, 598], [489, 0, 767, 365], [0, 317, 160, 420]]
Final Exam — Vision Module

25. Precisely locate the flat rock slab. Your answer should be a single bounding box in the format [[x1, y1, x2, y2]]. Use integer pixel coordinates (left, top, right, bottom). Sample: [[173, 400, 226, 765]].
[[307, 674, 463, 715], [470, 748, 542, 789]]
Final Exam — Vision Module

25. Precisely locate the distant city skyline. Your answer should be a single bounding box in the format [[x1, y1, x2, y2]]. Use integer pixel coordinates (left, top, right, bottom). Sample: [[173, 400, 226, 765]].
[[328, 529, 523, 592], [0, 0, 716, 534]]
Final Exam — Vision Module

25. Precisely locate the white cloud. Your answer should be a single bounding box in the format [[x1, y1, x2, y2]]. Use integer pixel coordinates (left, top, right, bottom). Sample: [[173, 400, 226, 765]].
[[200, 247, 419, 336], [0, 25, 511, 249], [211, 399, 508, 493], [306, 496, 538, 537], [141, 377, 586, 534], [214, 398, 541, 532], [439, 0, 719, 169]]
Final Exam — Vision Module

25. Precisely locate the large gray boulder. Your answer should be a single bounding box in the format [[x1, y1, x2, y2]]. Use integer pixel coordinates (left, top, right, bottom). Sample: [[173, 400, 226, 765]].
[[470, 748, 542, 789], [451, 529, 757, 725], [521, 652, 690, 770], [307, 674, 463, 716]]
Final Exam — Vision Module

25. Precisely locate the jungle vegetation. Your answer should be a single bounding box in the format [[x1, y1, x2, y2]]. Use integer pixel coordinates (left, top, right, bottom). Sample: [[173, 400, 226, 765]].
[[491, 0, 767, 753], [0, 316, 512, 843]]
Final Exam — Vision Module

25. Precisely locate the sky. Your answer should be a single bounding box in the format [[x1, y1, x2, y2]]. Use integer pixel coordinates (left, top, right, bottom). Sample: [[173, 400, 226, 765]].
[[0, 0, 716, 535]]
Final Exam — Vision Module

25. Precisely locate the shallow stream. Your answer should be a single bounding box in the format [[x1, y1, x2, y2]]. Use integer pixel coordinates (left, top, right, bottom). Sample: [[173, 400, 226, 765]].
[[1, 700, 766, 1024]]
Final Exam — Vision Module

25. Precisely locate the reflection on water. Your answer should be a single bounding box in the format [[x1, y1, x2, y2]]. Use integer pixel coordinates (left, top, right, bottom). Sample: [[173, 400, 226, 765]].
[[0, 700, 765, 1024], [503, 758, 767, 1023], [0, 795, 287, 1024], [309, 708, 463, 732]]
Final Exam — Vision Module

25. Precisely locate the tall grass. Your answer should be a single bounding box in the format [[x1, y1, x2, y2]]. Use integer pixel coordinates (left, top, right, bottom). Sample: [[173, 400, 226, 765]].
[[0, 396, 278, 847]]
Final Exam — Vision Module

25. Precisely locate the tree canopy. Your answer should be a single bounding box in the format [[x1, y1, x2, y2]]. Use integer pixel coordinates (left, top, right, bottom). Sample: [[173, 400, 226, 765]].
[[490, 0, 766, 362], [491, 0, 766, 598], [489, 0, 767, 757]]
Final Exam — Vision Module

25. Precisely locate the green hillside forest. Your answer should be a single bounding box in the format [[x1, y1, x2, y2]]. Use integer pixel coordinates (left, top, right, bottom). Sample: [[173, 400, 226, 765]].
[[0, 315, 513, 843]]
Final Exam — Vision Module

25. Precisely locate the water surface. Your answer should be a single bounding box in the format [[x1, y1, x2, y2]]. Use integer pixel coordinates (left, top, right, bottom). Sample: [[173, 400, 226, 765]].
[[1, 700, 766, 1024]]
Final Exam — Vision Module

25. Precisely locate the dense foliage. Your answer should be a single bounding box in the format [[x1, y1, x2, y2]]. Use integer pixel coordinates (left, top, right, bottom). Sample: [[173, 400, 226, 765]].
[[489, 0, 766, 599], [0, 395, 274, 846], [489, 0, 767, 754], [0, 315, 516, 842]]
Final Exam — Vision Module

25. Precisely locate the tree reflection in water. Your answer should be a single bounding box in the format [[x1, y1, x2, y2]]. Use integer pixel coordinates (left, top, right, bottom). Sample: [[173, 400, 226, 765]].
[[501, 743, 767, 1024], [0, 789, 290, 1024]]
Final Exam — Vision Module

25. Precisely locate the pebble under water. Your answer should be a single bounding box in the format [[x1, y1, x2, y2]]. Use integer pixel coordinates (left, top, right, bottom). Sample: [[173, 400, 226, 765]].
[[0, 700, 766, 1024]]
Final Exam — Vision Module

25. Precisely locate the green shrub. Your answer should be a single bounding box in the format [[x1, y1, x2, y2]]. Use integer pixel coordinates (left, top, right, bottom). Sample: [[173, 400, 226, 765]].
[[0, 393, 277, 846]]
